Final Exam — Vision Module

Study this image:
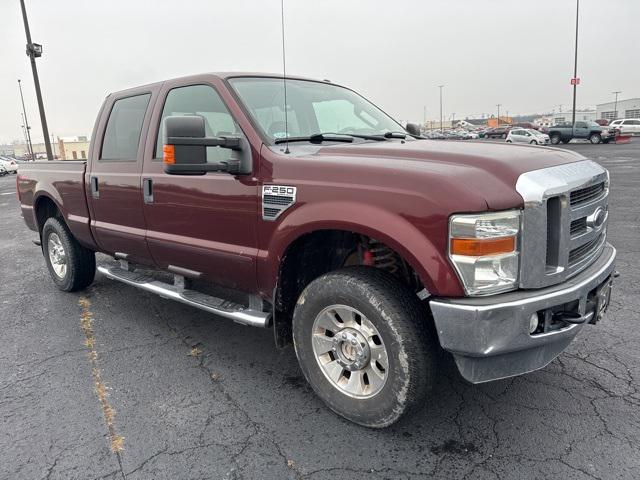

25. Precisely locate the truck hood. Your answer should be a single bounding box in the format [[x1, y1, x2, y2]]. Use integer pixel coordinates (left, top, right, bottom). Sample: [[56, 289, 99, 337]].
[[302, 139, 586, 210]]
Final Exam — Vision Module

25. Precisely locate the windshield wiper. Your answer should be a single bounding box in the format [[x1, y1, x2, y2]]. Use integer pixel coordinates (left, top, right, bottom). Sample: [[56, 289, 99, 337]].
[[383, 131, 408, 139], [274, 133, 354, 144]]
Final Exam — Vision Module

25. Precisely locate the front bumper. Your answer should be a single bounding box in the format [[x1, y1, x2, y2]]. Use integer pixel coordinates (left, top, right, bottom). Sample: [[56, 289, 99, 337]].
[[430, 243, 616, 383]]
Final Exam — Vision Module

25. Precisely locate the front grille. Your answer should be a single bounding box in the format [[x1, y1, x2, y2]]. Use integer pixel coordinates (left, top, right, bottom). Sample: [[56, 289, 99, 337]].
[[570, 182, 605, 206], [569, 234, 604, 265], [570, 217, 587, 237], [516, 160, 609, 289]]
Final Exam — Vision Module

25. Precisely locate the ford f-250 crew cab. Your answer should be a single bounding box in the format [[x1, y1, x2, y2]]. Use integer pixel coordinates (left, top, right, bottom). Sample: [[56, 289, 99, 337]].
[[17, 73, 616, 427]]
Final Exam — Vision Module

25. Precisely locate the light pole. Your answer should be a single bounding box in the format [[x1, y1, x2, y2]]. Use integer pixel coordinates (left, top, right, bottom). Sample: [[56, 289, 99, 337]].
[[20, 113, 32, 159], [612, 91, 621, 120], [51, 133, 57, 159], [496, 104, 501, 125], [20, 0, 53, 160], [571, 0, 580, 129], [438, 85, 444, 131], [17, 79, 34, 159]]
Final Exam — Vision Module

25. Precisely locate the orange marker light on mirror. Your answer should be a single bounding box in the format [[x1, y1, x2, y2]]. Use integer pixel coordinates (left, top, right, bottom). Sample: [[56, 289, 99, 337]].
[[163, 144, 175, 164], [450, 236, 516, 256]]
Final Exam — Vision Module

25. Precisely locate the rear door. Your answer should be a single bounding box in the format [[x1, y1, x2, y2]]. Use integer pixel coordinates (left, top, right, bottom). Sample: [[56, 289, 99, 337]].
[[140, 78, 260, 292], [87, 87, 158, 264], [622, 119, 640, 134]]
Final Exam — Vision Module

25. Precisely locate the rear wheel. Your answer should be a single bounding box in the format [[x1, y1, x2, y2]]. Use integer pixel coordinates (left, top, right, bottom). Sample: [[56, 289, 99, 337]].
[[530, 140, 538, 145], [292, 267, 437, 428], [589, 133, 602, 144], [42, 217, 96, 292], [506, 139, 512, 143], [550, 134, 562, 145]]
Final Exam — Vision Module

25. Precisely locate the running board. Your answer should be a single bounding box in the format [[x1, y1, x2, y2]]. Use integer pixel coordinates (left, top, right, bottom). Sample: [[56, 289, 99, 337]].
[[97, 266, 271, 328]]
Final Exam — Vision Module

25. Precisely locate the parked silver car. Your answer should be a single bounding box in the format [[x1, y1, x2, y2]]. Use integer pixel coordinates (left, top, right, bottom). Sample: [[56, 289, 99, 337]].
[[506, 128, 550, 145]]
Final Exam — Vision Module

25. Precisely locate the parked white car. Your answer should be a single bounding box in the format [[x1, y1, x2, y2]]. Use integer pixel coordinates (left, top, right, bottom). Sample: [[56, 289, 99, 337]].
[[608, 119, 640, 135], [0, 158, 18, 174], [506, 128, 550, 145]]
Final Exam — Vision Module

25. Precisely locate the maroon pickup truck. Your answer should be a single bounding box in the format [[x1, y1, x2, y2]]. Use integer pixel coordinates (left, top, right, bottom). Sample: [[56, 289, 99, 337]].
[[17, 73, 616, 427]]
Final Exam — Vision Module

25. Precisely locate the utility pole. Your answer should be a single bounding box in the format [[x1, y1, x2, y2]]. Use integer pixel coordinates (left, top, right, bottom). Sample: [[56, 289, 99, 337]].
[[571, 0, 580, 129], [20, 0, 53, 160], [51, 133, 57, 159], [20, 113, 32, 159], [496, 104, 501, 125], [18, 79, 34, 160], [612, 91, 621, 120], [423, 105, 426, 125], [438, 85, 444, 131]]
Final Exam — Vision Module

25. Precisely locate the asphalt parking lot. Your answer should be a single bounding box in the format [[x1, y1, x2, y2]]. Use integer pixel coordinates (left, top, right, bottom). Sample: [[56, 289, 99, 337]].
[[1, 141, 639, 480]]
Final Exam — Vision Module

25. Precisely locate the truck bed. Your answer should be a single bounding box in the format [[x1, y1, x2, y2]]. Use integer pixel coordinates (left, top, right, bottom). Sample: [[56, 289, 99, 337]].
[[17, 161, 96, 249]]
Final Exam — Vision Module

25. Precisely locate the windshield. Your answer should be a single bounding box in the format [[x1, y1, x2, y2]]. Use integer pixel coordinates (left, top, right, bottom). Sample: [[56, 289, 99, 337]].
[[229, 77, 405, 142]]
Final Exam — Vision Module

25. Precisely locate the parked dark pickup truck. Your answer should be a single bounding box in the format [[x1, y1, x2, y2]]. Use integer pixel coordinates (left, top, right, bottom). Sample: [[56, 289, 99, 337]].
[[17, 73, 616, 427], [547, 121, 613, 145]]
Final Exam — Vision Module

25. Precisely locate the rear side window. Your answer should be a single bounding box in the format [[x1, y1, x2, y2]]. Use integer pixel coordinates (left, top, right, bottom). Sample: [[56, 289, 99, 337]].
[[101, 94, 151, 160]]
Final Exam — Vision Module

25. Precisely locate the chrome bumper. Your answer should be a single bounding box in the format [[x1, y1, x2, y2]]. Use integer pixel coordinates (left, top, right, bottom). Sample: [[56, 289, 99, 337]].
[[430, 243, 616, 384]]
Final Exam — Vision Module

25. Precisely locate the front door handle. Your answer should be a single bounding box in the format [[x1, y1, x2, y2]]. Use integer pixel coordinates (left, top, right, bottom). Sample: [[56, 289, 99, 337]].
[[143, 178, 153, 204], [90, 176, 99, 199]]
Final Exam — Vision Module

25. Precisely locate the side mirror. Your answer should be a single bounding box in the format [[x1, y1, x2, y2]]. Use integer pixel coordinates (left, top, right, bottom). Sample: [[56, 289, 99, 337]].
[[163, 116, 249, 175], [405, 123, 422, 136]]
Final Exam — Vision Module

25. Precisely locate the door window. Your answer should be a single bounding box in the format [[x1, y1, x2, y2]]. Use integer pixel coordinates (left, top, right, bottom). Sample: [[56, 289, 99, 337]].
[[101, 94, 151, 161], [154, 85, 239, 164]]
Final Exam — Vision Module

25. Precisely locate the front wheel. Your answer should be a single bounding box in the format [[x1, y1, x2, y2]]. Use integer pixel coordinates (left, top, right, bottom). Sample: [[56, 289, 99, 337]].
[[292, 267, 437, 428], [42, 217, 96, 292], [506, 139, 512, 143], [530, 140, 538, 145], [589, 133, 602, 144]]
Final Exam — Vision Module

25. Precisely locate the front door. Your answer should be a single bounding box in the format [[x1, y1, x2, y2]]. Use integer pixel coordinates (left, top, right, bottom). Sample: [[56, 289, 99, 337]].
[[140, 80, 259, 292], [87, 89, 157, 265]]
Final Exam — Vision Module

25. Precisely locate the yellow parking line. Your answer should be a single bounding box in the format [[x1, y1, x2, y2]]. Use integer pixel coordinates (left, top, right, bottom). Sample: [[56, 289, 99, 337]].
[[78, 296, 125, 453]]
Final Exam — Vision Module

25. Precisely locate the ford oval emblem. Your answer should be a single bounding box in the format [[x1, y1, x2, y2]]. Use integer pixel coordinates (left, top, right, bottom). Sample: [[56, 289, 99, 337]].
[[586, 206, 606, 229]]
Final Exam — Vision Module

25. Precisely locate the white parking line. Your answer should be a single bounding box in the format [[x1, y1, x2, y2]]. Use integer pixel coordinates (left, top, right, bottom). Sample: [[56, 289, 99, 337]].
[[1, 192, 15, 195]]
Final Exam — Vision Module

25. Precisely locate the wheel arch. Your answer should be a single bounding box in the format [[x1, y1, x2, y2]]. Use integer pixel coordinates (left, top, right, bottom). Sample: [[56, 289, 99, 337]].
[[261, 201, 461, 346]]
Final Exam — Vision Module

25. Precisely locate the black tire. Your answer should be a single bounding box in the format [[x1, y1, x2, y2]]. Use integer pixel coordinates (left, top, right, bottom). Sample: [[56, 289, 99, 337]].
[[530, 140, 538, 145], [292, 267, 437, 428], [561, 139, 571, 144], [550, 134, 562, 145], [589, 133, 602, 144], [42, 217, 96, 292], [506, 140, 512, 143]]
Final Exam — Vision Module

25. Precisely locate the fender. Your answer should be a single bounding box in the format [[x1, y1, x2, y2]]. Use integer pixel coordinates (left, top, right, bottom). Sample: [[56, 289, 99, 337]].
[[31, 181, 97, 250], [256, 200, 464, 299]]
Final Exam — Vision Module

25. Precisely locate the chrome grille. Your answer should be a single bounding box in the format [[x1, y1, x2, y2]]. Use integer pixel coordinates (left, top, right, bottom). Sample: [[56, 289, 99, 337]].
[[516, 160, 609, 289], [569, 233, 604, 265], [570, 217, 587, 237], [570, 182, 605, 206]]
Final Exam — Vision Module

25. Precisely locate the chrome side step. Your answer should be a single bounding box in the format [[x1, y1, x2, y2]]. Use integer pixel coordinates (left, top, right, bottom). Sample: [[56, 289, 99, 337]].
[[97, 266, 271, 328]]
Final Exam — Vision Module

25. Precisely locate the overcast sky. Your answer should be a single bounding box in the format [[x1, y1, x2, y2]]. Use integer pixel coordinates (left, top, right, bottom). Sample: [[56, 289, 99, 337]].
[[1, 0, 638, 143]]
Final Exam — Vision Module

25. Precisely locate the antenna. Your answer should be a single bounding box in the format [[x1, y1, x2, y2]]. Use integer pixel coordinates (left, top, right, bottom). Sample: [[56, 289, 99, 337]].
[[280, 0, 290, 154]]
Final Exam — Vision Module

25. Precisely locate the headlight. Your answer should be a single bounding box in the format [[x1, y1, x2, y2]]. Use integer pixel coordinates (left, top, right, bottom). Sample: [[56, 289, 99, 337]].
[[449, 210, 520, 295]]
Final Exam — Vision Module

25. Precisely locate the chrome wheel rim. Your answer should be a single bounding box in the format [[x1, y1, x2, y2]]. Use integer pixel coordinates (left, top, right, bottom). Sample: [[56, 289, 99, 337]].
[[47, 233, 67, 279], [311, 305, 388, 399]]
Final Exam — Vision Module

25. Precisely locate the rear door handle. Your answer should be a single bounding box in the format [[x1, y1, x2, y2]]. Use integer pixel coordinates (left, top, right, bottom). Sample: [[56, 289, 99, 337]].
[[143, 178, 153, 204], [90, 176, 99, 199]]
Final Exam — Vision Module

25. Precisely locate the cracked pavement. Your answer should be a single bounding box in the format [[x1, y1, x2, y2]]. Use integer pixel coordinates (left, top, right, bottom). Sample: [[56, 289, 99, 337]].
[[1, 141, 639, 479]]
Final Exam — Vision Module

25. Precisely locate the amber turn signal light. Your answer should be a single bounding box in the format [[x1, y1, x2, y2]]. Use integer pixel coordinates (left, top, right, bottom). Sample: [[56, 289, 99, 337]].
[[163, 144, 175, 164], [450, 236, 516, 256]]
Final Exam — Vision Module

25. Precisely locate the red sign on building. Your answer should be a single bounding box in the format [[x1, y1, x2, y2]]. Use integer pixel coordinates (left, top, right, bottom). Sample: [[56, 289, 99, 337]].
[[570, 78, 581, 85]]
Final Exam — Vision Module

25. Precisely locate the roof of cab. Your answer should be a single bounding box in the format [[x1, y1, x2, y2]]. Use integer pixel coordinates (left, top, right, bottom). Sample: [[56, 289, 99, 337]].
[[106, 72, 336, 98]]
